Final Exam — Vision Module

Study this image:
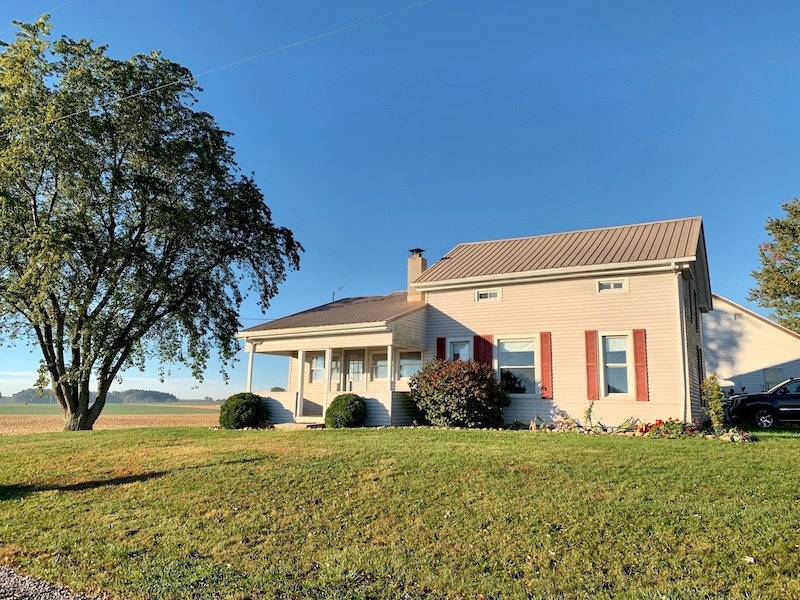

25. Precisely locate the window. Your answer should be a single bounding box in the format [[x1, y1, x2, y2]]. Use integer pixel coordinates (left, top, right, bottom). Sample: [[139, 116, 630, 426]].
[[449, 339, 471, 361], [601, 334, 630, 395], [309, 353, 324, 383], [475, 288, 501, 302], [398, 351, 422, 378], [596, 278, 628, 293], [498, 339, 536, 394], [330, 353, 341, 390], [370, 352, 388, 380]]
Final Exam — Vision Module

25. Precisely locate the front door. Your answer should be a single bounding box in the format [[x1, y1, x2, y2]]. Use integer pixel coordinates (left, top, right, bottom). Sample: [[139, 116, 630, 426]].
[[344, 351, 365, 392]]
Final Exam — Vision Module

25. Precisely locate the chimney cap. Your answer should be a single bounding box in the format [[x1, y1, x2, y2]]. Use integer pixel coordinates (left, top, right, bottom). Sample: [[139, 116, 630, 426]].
[[408, 248, 425, 256]]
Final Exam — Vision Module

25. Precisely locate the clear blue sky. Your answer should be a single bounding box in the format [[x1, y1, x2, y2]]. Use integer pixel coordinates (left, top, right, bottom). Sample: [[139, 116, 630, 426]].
[[1, 0, 798, 399]]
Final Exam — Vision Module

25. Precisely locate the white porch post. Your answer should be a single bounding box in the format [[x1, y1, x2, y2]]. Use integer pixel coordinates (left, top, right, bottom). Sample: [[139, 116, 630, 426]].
[[246, 340, 255, 393], [296, 350, 305, 418], [323, 348, 333, 415], [387, 344, 394, 392]]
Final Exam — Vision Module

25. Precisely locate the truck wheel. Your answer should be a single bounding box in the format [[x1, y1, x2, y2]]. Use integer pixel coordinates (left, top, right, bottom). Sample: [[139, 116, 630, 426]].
[[754, 409, 775, 429]]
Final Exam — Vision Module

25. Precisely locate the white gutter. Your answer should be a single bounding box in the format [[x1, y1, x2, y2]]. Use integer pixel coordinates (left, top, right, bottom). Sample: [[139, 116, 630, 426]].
[[236, 322, 393, 342], [415, 258, 696, 292]]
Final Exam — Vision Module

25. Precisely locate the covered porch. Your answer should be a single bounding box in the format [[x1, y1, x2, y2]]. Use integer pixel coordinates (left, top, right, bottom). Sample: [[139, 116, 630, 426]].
[[237, 291, 428, 426]]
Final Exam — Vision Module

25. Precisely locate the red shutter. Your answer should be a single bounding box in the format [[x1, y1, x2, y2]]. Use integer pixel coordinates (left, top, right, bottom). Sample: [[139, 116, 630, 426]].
[[585, 330, 599, 401], [633, 329, 649, 401], [473, 335, 493, 365], [436, 337, 446, 360], [540, 332, 553, 399]]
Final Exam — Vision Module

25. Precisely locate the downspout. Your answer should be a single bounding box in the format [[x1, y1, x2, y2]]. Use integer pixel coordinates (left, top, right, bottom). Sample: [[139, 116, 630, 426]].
[[673, 265, 690, 422]]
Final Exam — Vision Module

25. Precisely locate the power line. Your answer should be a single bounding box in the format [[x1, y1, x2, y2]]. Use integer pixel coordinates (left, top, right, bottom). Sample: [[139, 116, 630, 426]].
[[7, 0, 436, 136]]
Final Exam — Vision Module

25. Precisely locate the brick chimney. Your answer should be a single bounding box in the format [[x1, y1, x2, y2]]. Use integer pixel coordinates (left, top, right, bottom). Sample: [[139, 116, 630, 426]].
[[407, 248, 427, 302]]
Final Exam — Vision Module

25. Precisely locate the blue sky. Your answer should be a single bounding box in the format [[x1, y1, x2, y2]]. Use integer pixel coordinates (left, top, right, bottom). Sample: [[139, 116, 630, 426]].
[[1, 0, 798, 399]]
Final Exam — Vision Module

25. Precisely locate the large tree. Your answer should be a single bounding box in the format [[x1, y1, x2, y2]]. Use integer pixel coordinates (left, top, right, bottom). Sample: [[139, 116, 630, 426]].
[[749, 198, 800, 333], [0, 17, 302, 430]]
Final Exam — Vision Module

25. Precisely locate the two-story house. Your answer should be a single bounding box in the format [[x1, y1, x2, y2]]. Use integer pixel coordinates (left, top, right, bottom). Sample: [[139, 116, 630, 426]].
[[238, 217, 712, 427]]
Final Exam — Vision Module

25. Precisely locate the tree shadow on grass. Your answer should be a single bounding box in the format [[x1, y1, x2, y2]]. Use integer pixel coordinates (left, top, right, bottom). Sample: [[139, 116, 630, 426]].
[[0, 456, 266, 502]]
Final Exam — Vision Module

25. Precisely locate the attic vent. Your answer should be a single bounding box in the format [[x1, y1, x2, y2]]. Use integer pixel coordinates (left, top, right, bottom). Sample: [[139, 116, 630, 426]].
[[733, 313, 744, 321]]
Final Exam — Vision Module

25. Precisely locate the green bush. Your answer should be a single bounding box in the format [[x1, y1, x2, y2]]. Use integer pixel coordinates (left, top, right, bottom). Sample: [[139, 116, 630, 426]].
[[409, 359, 510, 428], [325, 393, 367, 428], [219, 392, 269, 429], [701, 373, 727, 433]]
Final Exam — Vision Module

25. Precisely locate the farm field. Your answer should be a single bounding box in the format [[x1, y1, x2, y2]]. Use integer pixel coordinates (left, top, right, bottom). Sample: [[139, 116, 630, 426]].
[[0, 403, 221, 435], [1, 427, 799, 599]]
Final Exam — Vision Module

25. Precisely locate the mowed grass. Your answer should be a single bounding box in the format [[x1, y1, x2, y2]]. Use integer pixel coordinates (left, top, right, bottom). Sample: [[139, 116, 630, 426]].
[[1, 428, 799, 599]]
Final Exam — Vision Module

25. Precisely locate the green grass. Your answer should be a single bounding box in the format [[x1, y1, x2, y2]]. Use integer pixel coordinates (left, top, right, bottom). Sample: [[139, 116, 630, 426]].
[[1, 428, 799, 599], [0, 402, 219, 416]]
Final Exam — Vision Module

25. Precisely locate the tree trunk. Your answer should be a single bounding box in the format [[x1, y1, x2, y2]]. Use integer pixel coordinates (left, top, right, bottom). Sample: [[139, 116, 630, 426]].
[[61, 381, 105, 431], [62, 408, 92, 431]]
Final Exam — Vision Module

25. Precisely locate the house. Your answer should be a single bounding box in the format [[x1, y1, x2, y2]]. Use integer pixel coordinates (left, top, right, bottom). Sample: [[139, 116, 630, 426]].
[[238, 217, 712, 427], [703, 294, 800, 395]]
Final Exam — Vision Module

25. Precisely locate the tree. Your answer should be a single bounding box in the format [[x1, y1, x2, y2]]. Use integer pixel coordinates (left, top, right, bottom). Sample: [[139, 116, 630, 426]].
[[749, 198, 800, 333], [0, 17, 302, 430]]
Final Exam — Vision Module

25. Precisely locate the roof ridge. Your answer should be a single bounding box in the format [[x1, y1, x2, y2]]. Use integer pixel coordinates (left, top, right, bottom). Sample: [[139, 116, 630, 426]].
[[448, 216, 703, 249]]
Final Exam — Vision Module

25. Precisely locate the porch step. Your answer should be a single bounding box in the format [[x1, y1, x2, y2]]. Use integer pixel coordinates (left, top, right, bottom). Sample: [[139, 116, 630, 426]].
[[273, 421, 325, 430]]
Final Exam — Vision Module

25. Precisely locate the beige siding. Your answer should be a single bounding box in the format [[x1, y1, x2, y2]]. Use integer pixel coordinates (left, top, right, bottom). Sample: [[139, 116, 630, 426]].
[[362, 392, 392, 426], [390, 392, 424, 425], [704, 296, 800, 393], [390, 309, 427, 349], [253, 391, 296, 424], [256, 332, 393, 353], [683, 277, 705, 422], [426, 271, 684, 426]]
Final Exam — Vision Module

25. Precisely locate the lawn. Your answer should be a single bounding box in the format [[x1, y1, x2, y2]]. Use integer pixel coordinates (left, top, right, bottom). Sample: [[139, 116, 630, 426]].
[[1, 427, 799, 599]]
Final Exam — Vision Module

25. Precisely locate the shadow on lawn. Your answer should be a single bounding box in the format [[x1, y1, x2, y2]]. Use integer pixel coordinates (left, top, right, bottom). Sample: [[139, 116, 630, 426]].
[[0, 456, 265, 501]]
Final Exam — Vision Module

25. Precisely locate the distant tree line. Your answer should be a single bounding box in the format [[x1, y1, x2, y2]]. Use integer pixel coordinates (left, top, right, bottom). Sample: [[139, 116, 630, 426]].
[[1, 388, 190, 404]]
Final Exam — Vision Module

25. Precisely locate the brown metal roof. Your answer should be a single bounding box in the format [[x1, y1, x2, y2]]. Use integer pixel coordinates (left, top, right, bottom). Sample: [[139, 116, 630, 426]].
[[241, 291, 425, 333], [415, 217, 703, 284]]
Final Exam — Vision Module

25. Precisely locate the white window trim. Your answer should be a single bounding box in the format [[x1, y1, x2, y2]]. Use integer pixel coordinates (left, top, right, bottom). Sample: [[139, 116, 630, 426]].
[[598, 330, 634, 398], [396, 350, 423, 380], [474, 288, 502, 303], [495, 334, 541, 398], [447, 337, 473, 361], [369, 350, 389, 381], [308, 352, 325, 383], [595, 278, 629, 294]]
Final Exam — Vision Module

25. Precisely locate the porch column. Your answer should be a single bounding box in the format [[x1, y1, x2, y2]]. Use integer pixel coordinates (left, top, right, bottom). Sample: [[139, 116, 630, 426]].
[[323, 348, 333, 415], [387, 344, 394, 392], [246, 341, 255, 393], [296, 350, 305, 418]]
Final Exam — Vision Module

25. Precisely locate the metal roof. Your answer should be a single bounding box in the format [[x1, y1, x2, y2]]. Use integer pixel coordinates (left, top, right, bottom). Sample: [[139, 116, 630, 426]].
[[415, 217, 704, 284], [240, 291, 425, 333]]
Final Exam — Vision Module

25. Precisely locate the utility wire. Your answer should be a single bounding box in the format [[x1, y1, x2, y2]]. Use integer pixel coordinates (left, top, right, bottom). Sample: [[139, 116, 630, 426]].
[[8, 0, 436, 135]]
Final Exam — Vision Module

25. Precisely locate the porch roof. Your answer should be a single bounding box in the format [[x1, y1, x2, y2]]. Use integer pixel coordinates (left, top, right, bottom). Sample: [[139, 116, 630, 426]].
[[239, 291, 425, 336]]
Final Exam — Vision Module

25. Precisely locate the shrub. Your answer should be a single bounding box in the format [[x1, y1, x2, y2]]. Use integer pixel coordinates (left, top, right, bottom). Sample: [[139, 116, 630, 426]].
[[325, 393, 367, 428], [701, 373, 727, 433], [219, 393, 269, 429], [409, 359, 510, 428]]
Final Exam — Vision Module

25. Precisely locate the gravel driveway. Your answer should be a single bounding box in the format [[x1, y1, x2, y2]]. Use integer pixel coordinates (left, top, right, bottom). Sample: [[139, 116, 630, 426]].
[[0, 568, 99, 600]]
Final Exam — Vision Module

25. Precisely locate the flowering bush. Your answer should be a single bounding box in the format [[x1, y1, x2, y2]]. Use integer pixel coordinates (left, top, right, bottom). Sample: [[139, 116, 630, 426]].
[[409, 359, 510, 428], [636, 418, 698, 438]]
